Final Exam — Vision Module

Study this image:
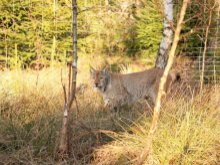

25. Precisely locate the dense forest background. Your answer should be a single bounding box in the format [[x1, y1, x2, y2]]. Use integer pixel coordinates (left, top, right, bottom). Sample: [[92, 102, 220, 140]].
[[1, 0, 219, 75]]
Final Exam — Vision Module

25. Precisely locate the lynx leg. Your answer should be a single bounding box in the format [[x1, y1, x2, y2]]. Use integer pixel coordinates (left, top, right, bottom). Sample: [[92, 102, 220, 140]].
[[109, 106, 121, 130]]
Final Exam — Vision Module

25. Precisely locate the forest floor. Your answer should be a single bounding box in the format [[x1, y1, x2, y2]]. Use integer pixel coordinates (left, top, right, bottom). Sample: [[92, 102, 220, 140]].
[[0, 56, 219, 164]]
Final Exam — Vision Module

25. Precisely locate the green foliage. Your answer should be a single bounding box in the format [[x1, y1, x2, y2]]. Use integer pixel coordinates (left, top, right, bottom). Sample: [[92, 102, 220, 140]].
[[135, 0, 163, 58], [0, 0, 73, 68], [1, 0, 218, 70], [0, 0, 165, 68]]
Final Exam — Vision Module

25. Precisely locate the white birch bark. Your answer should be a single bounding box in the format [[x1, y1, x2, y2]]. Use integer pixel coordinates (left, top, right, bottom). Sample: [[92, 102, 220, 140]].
[[155, 0, 173, 69]]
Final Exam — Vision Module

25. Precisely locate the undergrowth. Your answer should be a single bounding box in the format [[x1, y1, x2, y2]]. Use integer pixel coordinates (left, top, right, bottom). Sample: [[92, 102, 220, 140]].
[[0, 67, 219, 165]]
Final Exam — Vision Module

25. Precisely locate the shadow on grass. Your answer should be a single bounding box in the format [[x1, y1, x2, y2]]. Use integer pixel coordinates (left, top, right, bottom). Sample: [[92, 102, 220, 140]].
[[0, 85, 148, 165]]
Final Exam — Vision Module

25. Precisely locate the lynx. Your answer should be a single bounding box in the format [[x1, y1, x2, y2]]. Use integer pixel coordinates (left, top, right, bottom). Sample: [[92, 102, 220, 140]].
[[90, 67, 179, 109]]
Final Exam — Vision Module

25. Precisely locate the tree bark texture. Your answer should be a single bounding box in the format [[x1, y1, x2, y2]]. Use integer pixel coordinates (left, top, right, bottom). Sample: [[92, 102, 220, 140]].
[[71, 0, 78, 101], [155, 0, 173, 69]]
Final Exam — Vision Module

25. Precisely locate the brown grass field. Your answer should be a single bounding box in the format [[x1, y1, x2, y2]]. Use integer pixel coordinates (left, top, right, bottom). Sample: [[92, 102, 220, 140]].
[[0, 57, 219, 164]]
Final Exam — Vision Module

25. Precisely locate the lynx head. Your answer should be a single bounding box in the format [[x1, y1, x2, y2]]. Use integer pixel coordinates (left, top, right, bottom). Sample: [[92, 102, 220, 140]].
[[90, 67, 110, 92]]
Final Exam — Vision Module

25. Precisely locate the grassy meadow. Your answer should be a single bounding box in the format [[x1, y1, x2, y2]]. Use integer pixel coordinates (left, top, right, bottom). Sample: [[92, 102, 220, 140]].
[[0, 56, 219, 165]]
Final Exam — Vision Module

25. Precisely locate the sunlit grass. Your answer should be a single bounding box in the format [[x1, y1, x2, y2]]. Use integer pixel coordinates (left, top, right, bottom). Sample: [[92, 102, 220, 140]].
[[0, 59, 219, 164], [92, 87, 220, 165], [0, 56, 146, 164]]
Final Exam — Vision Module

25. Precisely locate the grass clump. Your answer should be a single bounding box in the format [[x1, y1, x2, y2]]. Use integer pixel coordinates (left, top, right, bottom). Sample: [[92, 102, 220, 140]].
[[0, 67, 144, 164], [92, 87, 220, 165], [0, 67, 219, 164]]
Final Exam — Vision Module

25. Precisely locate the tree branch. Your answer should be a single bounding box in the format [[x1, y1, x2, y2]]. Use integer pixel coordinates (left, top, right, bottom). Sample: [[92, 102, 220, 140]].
[[137, 0, 190, 164]]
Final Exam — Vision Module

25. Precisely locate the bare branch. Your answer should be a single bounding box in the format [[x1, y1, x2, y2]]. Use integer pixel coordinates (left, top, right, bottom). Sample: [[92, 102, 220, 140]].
[[68, 62, 71, 99], [61, 69, 67, 104], [200, 2, 214, 92], [57, 0, 78, 160], [137, 0, 190, 164]]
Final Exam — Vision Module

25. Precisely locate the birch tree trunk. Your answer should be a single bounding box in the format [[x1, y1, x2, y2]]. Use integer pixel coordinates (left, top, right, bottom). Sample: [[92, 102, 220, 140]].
[[155, 0, 173, 69]]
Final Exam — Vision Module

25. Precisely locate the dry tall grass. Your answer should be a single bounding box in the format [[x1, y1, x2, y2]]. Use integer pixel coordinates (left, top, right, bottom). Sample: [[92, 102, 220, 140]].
[[0, 64, 219, 164], [93, 86, 220, 165]]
